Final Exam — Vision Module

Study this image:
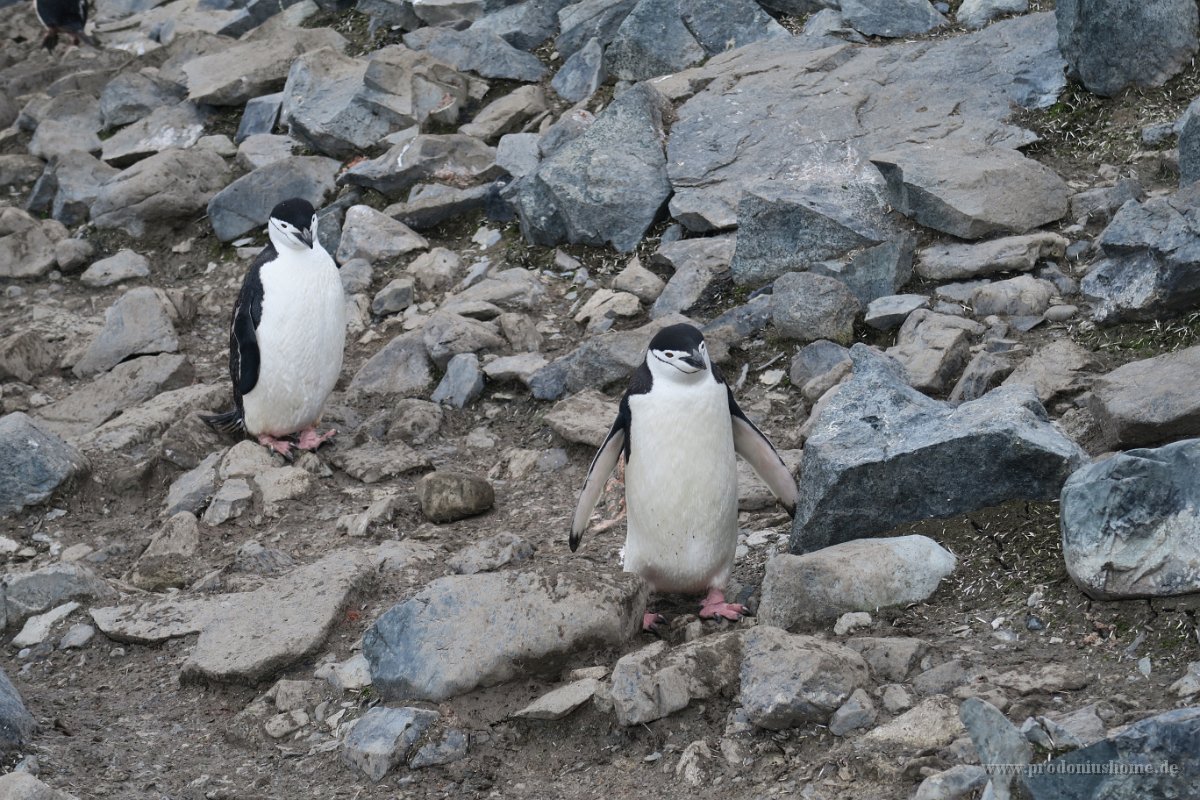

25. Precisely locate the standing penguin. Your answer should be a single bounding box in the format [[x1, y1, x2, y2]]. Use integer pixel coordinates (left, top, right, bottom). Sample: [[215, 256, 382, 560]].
[[570, 323, 798, 627], [32, 0, 97, 50], [202, 198, 346, 458]]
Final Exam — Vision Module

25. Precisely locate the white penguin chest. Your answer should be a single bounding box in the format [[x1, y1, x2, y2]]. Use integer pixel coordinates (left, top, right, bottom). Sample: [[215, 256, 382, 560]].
[[242, 248, 346, 436], [623, 377, 739, 593]]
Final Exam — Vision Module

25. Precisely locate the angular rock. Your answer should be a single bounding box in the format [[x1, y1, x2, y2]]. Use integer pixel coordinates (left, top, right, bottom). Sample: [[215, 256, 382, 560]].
[[948, 351, 1015, 405], [845, 636, 927, 683], [183, 27, 347, 106], [430, 353, 486, 408], [789, 346, 1086, 553], [917, 232, 1069, 281], [207, 156, 339, 242], [416, 471, 494, 522], [0, 774, 77, 799], [12, 601, 80, 648], [1070, 177, 1144, 223], [885, 310, 984, 394], [202, 478, 253, 526], [971, 274, 1055, 318], [348, 331, 433, 398], [387, 183, 492, 230], [164, 452, 221, 517], [1056, 0, 1197, 97], [100, 71, 187, 129], [604, 0, 704, 81], [873, 143, 1068, 240], [46, 151, 119, 227], [760, 535, 955, 629], [865, 294, 929, 331], [509, 83, 671, 252], [341, 706, 440, 782], [0, 667, 36, 752], [772, 272, 860, 345], [28, 92, 102, 161], [0, 414, 89, 519], [545, 389, 617, 448], [613, 255, 666, 303], [3, 562, 114, 627], [495, 132, 541, 179], [914, 765, 989, 800], [371, 277, 415, 316], [460, 85, 547, 142], [739, 626, 870, 729], [610, 631, 742, 726], [1087, 346, 1200, 448], [957, 0, 1026, 29], [404, 26, 546, 81], [0, 207, 67, 279], [100, 103, 209, 167], [0, 331, 55, 384], [551, 36, 605, 102], [77, 383, 225, 456], [331, 441, 431, 484], [93, 550, 371, 684], [80, 249, 151, 288], [839, 0, 946, 37], [73, 287, 180, 379], [514, 678, 599, 720], [422, 311, 505, 369], [829, 688, 877, 736], [336, 205, 428, 263], [91, 148, 230, 237], [339, 134, 499, 199], [960, 697, 1029, 798], [235, 93, 284, 144], [1001, 340, 1098, 405], [482, 353, 547, 384], [556, 0, 637, 56], [861, 696, 966, 750], [1062, 438, 1200, 599], [364, 567, 647, 701]]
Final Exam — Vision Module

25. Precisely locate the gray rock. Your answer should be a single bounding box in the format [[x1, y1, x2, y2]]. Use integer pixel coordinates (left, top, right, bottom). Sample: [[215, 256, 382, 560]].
[[450, 267, 547, 311], [54, 238, 96, 273], [956, 0, 1025, 29], [1001, 340, 1098, 405], [513, 678, 600, 720], [411, 0, 484, 25], [202, 478, 253, 526], [348, 331, 433, 398], [556, 0, 637, 57], [460, 85, 547, 143], [448, 532, 533, 574], [1061, 438, 1200, 599], [371, 277, 415, 316], [282, 46, 472, 159], [914, 765, 989, 800], [47, 151, 120, 226], [364, 567, 647, 701], [604, 0, 705, 81], [914, 659, 984, 696], [499, 311, 542, 351], [759, 535, 955, 629], [885, 310, 984, 394], [948, 351, 1015, 405], [0, 774, 79, 799], [873, 143, 1068, 239], [182, 28, 347, 106], [613, 255, 666, 302], [469, 0, 567, 50], [861, 696, 966, 750], [1087, 346, 1200, 448], [59, 623, 95, 650], [829, 687, 877, 736], [772, 272, 860, 345], [971, 275, 1056, 317], [78, 384, 225, 459], [545, 389, 617, 448], [337, 205, 428, 264], [808, 236, 916, 307], [36, 353, 193, 441], [0, 331, 55, 384], [236, 133, 298, 171], [92, 148, 230, 237], [94, 550, 371, 684], [330, 441, 431, 484], [100, 103, 209, 167], [409, 727, 469, 769], [79, 249, 151, 288], [1070, 177, 1144, 224], [416, 471, 494, 522], [404, 248, 460, 292], [529, 314, 691, 400], [960, 698, 1029, 799], [430, 353, 485, 408], [551, 36, 605, 102], [27, 92, 103, 161], [649, 236, 734, 318], [802, 8, 867, 41], [207, 156, 339, 242], [3, 562, 114, 627], [99, 71, 187, 129], [482, 353, 547, 385], [917, 232, 1069, 281], [1083, 183, 1200, 323], [386, 183, 492, 230], [1056, 0, 1198, 97], [164, 451, 221, 517], [422, 311, 505, 369], [839, 0, 946, 37], [129, 512, 201, 591], [881, 683, 914, 714], [610, 631, 742, 726], [235, 93, 284, 144], [403, 26, 546, 82], [509, 83, 671, 252], [0, 413, 89, 519], [339, 134, 498, 199], [0, 155, 44, 191], [496, 132, 541, 179], [73, 287, 180, 379], [739, 626, 870, 729], [844, 636, 927, 682], [0, 208, 67, 279], [865, 294, 929, 331], [339, 258, 373, 295], [385, 399, 444, 446], [790, 346, 1085, 552], [679, 0, 788, 53], [789, 340, 850, 390]]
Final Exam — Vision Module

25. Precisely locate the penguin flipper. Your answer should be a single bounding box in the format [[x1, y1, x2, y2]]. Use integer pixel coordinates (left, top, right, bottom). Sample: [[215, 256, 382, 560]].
[[230, 254, 267, 399], [569, 412, 628, 552], [728, 389, 798, 517]]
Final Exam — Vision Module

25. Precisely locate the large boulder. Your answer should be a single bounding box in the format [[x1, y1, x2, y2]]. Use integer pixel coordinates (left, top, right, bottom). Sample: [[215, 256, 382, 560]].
[[207, 156, 340, 242], [363, 567, 647, 701], [72, 288, 181, 379], [91, 148, 230, 237], [1062, 438, 1200, 599], [1087, 346, 1200, 449], [182, 27, 348, 106], [508, 82, 672, 252], [789, 345, 1086, 553], [1056, 0, 1198, 96]]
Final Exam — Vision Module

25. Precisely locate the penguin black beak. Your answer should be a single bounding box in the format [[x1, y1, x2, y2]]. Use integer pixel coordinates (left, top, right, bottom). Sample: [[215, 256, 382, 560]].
[[298, 229, 314, 248], [682, 349, 705, 370]]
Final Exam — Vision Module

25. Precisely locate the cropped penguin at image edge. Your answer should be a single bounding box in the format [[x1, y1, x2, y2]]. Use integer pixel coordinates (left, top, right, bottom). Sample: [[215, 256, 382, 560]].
[[570, 323, 799, 630], [201, 198, 347, 459]]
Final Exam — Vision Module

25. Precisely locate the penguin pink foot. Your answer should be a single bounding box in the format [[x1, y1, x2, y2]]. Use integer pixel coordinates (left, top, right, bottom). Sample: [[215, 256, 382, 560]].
[[296, 427, 336, 451], [642, 612, 665, 632], [699, 589, 745, 621], [257, 434, 294, 458]]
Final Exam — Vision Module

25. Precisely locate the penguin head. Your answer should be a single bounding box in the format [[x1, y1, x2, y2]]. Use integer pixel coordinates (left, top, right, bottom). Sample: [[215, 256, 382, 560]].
[[645, 323, 711, 383], [267, 198, 318, 251]]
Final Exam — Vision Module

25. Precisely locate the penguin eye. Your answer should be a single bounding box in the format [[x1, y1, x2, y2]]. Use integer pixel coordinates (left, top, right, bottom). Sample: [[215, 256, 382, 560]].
[[663, 351, 676, 358]]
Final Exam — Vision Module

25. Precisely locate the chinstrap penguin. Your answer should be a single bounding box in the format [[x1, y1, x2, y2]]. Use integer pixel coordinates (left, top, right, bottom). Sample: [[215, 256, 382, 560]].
[[202, 198, 346, 458], [570, 323, 799, 629], [33, 0, 97, 50]]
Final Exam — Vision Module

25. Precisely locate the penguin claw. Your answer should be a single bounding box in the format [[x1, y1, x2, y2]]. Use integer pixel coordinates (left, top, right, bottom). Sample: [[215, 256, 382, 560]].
[[296, 427, 336, 451], [642, 612, 665, 632], [699, 589, 746, 622], [257, 434, 295, 459]]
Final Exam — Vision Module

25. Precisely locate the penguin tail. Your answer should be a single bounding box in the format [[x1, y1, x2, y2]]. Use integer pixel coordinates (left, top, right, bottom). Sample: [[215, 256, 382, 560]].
[[200, 408, 245, 435], [75, 30, 100, 48]]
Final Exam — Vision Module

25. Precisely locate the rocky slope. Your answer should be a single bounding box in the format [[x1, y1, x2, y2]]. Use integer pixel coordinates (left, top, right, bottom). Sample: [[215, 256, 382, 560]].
[[1, 0, 1200, 798]]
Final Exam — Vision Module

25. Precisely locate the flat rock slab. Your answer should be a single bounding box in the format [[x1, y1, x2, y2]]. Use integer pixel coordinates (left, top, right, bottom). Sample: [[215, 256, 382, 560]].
[[73, 287, 180, 379], [544, 389, 617, 447], [91, 148, 230, 238], [760, 536, 955, 629], [1087, 346, 1200, 449], [92, 550, 371, 684], [0, 413, 89, 519], [77, 383, 225, 457], [363, 567, 647, 701], [2, 562, 115, 627], [1062, 438, 1200, 599], [513, 678, 600, 720], [609, 631, 742, 726], [916, 232, 1069, 281], [790, 345, 1086, 553], [860, 695, 966, 751]]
